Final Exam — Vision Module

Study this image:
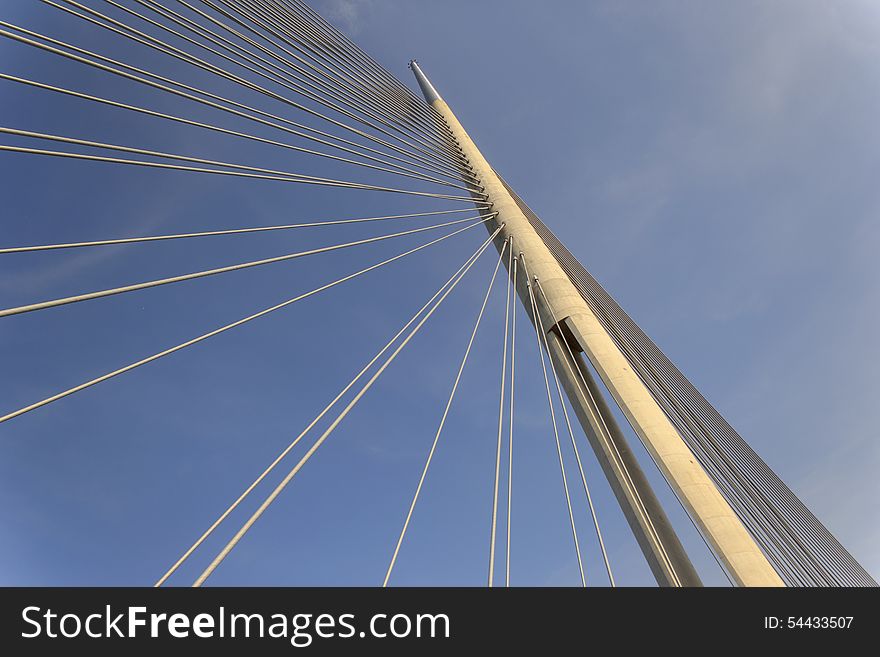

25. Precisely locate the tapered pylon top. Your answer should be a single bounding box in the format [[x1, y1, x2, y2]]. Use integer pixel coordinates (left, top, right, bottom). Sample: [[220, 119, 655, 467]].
[[409, 60, 442, 104]]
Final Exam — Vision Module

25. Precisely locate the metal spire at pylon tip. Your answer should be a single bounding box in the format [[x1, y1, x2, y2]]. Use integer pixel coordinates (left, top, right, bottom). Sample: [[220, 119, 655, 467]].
[[409, 60, 442, 104]]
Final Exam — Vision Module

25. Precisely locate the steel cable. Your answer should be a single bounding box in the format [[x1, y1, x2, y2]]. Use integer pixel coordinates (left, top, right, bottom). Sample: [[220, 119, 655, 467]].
[[0, 215, 491, 319]]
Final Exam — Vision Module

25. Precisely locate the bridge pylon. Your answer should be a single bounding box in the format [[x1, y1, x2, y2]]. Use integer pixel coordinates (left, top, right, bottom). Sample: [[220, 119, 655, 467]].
[[410, 60, 783, 587]]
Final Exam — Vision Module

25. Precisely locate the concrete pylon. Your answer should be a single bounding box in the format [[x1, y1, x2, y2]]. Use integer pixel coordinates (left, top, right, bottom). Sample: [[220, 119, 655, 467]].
[[410, 60, 783, 587]]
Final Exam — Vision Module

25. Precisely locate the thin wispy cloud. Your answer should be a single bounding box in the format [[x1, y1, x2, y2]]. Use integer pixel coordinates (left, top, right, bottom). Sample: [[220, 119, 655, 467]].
[[317, 0, 377, 34]]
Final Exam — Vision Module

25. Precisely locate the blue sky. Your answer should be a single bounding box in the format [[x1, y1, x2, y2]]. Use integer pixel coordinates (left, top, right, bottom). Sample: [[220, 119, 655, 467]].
[[0, 0, 877, 586]]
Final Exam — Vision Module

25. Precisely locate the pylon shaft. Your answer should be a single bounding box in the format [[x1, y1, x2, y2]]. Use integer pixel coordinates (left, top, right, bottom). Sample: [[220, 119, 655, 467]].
[[411, 60, 783, 587]]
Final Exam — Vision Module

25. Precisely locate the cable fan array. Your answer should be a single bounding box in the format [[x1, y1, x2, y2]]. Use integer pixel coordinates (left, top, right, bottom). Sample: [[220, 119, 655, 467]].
[[0, 0, 619, 587]]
